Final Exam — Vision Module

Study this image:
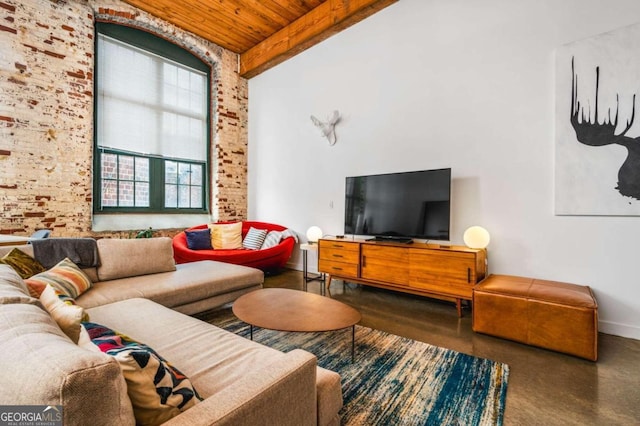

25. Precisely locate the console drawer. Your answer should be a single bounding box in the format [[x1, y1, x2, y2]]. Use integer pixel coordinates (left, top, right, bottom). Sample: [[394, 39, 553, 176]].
[[318, 259, 359, 278], [319, 247, 359, 264], [318, 240, 360, 252]]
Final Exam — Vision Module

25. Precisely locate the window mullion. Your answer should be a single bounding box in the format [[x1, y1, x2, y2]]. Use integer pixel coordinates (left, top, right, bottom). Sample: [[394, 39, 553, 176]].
[[115, 155, 120, 206], [149, 158, 162, 210]]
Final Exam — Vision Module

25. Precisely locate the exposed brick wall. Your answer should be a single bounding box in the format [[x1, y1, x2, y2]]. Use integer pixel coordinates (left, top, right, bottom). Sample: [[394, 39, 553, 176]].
[[0, 0, 248, 238]]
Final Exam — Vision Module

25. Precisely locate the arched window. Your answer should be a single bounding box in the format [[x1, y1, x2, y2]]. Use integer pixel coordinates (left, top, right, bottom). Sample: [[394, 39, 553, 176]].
[[94, 23, 210, 214]]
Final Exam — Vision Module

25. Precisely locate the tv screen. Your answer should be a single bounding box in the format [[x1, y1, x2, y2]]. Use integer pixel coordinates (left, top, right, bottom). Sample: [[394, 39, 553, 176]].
[[344, 168, 451, 241]]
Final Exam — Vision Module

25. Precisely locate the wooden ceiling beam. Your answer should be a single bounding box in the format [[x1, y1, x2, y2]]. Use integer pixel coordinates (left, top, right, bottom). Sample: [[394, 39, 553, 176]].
[[239, 0, 398, 78]]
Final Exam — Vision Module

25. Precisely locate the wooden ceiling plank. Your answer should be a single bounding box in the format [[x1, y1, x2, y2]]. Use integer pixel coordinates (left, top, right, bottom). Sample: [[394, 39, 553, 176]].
[[151, 13, 257, 52], [240, 0, 398, 78], [193, 0, 287, 38], [235, 0, 295, 28], [159, 8, 263, 46], [266, 0, 326, 20], [122, 0, 282, 52]]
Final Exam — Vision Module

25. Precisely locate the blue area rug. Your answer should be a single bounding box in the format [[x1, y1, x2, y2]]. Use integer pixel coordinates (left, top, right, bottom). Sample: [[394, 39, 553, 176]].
[[203, 309, 509, 426]]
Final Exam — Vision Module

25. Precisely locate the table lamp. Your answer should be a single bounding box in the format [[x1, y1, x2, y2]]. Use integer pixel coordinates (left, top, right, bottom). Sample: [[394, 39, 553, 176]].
[[306, 226, 323, 244], [463, 226, 490, 249]]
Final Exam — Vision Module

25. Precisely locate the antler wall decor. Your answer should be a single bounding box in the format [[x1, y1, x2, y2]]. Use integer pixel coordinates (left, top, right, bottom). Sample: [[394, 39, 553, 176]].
[[310, 110, 341, 146], [570, 57, 640, 200]]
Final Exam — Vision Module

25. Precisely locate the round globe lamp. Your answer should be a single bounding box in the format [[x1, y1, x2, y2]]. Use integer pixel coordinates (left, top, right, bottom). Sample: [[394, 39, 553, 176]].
[[463, 226, 490, 249], [306, 226, 323, 244]]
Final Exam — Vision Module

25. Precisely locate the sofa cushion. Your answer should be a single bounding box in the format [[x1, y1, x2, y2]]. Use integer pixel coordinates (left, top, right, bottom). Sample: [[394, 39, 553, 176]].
[[0, 248, 46, 278], [185, 228, 212, 250], [242, 227, 268, 250], [97, 238, 176, 281], [83, 322, 200, 425], [86, 298, 292, 397], [260, 230, 283, 249], [208, 222, 243, 249], [87, 298, 329, 425], [0, 264, 41, 306], [0, 303, 135, 426], [39, 284, 87, 343], [76, 260, 264, 310], [25, 258, 93, 299]]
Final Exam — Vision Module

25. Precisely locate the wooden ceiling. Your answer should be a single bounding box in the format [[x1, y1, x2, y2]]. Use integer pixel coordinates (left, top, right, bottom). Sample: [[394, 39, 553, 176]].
[[121, 0, 398, 78]]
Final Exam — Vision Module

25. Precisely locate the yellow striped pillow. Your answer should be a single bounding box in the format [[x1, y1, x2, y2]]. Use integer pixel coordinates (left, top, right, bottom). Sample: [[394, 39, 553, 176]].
[[25, 258, 93, 299]]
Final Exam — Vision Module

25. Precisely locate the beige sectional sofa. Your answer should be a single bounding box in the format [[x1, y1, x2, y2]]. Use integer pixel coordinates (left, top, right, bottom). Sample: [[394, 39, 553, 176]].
[[0, 238, 342, 425]]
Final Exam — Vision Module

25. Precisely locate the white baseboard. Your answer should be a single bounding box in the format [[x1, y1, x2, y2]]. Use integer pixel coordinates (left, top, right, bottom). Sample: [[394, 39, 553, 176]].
[[598, 320, 640, 340]]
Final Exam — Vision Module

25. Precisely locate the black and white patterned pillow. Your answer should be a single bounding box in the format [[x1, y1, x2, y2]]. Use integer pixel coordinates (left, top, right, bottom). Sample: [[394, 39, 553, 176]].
[[242, 227, 268, 250], [260, 230, 283, 249]]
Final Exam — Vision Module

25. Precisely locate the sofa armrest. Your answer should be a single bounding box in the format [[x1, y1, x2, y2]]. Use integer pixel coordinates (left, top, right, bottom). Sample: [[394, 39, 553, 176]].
[[163, 349, 318, 426]]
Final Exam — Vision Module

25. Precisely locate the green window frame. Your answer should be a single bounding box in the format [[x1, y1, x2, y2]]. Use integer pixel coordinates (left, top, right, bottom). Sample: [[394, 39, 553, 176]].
[[93, 23, 211, 214]]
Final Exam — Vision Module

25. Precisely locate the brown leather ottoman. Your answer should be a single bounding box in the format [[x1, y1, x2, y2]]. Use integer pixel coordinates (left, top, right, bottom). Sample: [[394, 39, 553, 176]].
[[473, 274, 598, 361]]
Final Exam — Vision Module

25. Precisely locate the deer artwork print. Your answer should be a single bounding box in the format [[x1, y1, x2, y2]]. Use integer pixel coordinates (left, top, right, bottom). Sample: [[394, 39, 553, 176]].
[[570, 57, 640, 201]]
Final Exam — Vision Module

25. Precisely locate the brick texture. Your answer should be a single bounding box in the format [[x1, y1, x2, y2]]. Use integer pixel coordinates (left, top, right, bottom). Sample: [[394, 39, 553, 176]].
[[0, 0, 248, 238]]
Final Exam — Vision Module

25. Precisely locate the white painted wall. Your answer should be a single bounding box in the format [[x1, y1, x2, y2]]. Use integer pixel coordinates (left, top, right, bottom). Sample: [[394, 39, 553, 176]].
[[248, 0, 640, 339]]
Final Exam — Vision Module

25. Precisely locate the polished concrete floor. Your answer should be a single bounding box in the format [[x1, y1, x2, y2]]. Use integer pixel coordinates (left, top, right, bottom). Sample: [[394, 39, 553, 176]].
[[263, 269, 640, 425]]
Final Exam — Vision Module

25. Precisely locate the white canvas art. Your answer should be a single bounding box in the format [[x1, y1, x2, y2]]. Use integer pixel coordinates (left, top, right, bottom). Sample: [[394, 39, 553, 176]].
[[555, 22, 640, 215]]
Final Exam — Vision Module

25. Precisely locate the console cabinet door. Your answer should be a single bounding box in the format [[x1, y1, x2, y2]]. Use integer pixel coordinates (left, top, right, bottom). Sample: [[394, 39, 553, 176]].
[[318, 240, 360, 278], [361, 245, 410, 286], [409, 250, 478, 298]]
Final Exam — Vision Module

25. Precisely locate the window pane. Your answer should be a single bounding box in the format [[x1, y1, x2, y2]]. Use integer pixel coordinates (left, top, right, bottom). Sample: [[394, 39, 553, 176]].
[[118, 181, 134, 206], [178, 185, 190, 208], [99, 97, 159, 154], [191, 164, 202, 186], [135, 182, 149, 207], [165, 184, 177, 208], [178, 88, 190, 110], [165, 161, 177, 184], [178, 67, 190, 89], [163, 63, 178, 105], [119, 156, 134, 181], [135, 157, 149, 182], [101, 153, 117, 179], [178, 162, 191, 185], [102, 180, 117, 206], [190, 186, 202, 209]]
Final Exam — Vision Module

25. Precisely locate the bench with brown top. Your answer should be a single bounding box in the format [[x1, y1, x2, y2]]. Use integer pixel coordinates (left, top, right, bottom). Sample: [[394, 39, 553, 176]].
[[473, 274, 598, 361]]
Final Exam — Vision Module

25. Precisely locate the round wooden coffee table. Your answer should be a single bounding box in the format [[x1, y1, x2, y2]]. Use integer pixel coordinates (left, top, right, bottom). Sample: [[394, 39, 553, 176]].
[[232, 288, 361, 360]]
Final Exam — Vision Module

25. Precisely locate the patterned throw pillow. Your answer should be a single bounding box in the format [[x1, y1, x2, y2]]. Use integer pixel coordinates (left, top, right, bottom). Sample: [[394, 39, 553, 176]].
[[39, 284, 87, 343], [208, 222, 243, 249], [0, 248, 46, 279], [260, 230, 283, 249], [242, 227, 268, 250], [25, 257, 92, 299], [185, 228, 213, 250], [82, 322, 201, 425]]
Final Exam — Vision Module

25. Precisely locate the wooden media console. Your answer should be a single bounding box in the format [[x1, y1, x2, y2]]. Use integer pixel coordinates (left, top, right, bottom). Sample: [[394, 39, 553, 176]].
[[318, 237, 487, 317]]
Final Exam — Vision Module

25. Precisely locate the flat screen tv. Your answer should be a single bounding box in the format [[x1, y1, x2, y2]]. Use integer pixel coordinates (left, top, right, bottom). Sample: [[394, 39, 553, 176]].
[[344, 168, 451, 242]]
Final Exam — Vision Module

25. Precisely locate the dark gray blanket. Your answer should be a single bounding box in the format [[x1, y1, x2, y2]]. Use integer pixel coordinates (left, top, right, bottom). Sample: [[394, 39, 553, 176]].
[[31, 238, 99, 269]]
